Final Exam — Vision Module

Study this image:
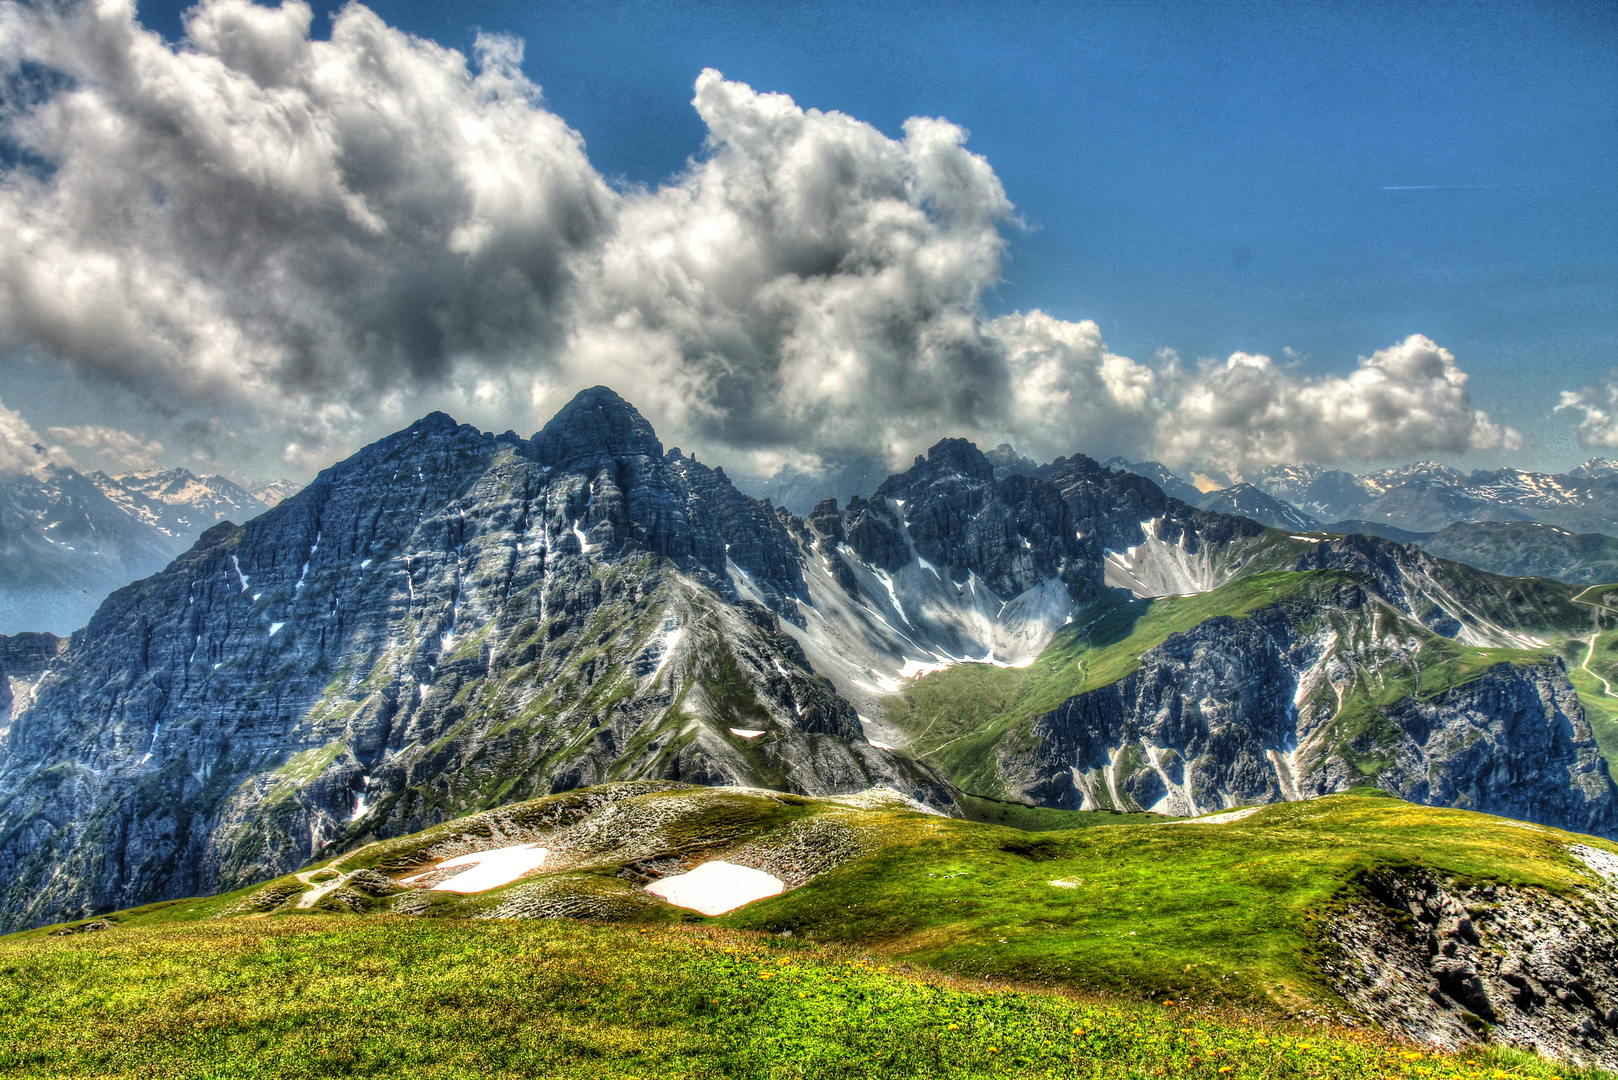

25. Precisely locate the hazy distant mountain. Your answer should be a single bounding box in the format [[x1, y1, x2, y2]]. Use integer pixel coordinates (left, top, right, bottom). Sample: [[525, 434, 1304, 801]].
[[1099, 457, 1205, 504], [87, 469, 273, 544], [1419, 522, 1618, 586], [0, 467, 290, 635], [1251, 459, 1618, 535], [1318, 520, 1433, 545], [736, 454, 893, 516], [1195, 483, 1321, 531], [0, 466, 179, 635], [250, 479, 300, 507], [1246, 464, 1381, 520]]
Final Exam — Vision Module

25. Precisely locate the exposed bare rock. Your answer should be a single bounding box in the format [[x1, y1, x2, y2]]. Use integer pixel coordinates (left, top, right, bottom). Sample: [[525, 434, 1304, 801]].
[[1319, 862, 1618, 1068]]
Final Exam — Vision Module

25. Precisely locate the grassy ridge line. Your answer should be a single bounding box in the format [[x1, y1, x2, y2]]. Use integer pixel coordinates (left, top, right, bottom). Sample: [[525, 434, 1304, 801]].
[[718, 791, 1616, 1007], [0, 917, 1605, 1080], [26, 788, 1614, 1020]]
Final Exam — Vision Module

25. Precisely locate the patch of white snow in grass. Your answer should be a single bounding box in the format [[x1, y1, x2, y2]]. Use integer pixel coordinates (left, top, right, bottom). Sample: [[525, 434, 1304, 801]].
[[729, 728, 766, 739], [1173, 806, 1262, 825], [900, 657, 954, 679], [431, 844, 550, 894], [268, 622, 285, 636], [645, 860, 784, 916], [866, 739, 897, 751]]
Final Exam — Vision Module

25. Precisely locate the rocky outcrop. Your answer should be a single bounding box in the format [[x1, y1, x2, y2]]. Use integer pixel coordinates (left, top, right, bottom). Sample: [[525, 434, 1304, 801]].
[[1320, 860, 1618, 1068], [0, 631, 62, 738]]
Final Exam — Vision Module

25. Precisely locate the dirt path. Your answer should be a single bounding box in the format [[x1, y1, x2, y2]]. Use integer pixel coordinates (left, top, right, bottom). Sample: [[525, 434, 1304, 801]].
[[293, 868, 354, 909], [1583, 636, 1617, 699]]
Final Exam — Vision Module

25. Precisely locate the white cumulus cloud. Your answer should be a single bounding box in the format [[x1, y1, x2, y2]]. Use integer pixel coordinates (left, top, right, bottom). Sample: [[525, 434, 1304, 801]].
[[1556, 380, 1618, 449], [44, 425, 165, 472], [0, 0, 1522, 483], [0, 395, 69, 474], [1153, 335, 1519, 474], [567, 69, 1014, 464], [0, 0, 611, 449], [990, 310, 1159, 464]]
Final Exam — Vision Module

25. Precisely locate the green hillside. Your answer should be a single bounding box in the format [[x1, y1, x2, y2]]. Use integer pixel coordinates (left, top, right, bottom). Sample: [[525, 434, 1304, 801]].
[[4, 782, 1615, 1077], [0, 918, 1603, 1080]]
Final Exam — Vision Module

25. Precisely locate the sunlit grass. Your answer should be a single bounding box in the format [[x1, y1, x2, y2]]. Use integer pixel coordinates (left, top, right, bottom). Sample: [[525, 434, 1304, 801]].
[[0, 917, 1606, 1079]]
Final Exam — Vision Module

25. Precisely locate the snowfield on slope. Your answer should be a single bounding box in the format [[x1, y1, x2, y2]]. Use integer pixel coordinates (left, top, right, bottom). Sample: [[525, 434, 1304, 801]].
[[429, 844, 550, 893], [644, 860, 785, 916]]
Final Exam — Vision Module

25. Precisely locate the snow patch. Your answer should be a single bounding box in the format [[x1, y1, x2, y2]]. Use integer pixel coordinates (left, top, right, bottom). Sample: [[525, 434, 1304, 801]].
[[431, 843, 550, 894], [900, 657, 955, 679], [1174, 806, 1262, 825], [645, 860, 784, 916], [268, 622, 285, 636], [650, 625, 683, 681], [729, 728, 766, 739]]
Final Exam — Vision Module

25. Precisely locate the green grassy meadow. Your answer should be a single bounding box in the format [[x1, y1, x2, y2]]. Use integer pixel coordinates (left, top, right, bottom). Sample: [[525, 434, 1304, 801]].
[[4, 787, 1615, 1078], [0, 916, 1606, 1080]]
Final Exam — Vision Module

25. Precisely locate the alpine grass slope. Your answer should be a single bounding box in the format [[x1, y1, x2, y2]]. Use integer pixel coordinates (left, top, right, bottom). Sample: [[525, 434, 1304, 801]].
[[14, 781, 1618, 1072]]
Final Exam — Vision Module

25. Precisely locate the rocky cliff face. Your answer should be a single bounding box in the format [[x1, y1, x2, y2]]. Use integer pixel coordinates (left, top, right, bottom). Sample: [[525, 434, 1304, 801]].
[[0, 390, 937, 930], [0, 632, 63, 742], [1005, 580, 1616, 837], [1322, 859, 1618, 1069]]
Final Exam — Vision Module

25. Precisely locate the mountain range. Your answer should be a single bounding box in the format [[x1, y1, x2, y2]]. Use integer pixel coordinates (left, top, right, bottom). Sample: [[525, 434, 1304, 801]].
[[0, 467, 287, 635], [1093, 457, 1618, 584], [0, 386, 1614, 933]]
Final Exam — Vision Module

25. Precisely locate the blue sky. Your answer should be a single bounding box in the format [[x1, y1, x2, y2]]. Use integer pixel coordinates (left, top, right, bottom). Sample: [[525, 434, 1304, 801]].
[[0, 0, 1611, 481]]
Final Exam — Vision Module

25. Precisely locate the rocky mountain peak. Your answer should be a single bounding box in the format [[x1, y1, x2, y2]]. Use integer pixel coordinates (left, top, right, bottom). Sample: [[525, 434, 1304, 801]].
[[534, 386, 663, 468], [892, 437, 995, 490]]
